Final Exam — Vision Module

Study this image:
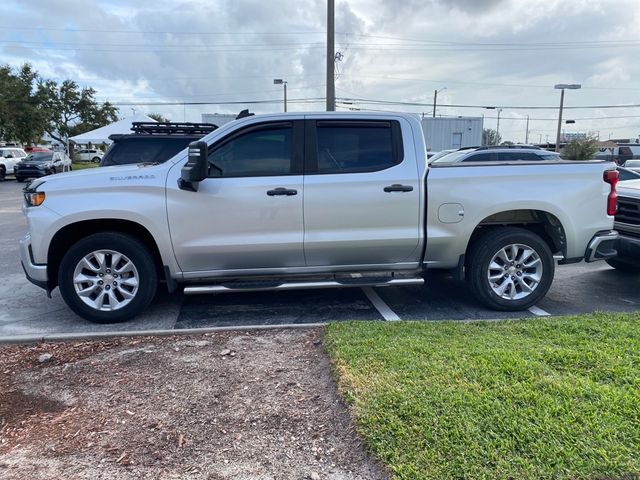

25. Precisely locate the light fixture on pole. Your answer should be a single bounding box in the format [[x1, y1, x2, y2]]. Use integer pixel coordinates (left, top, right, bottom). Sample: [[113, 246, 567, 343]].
[[432, 87, 446, 118], [554, 83, 581, 152], [273, 79, 288, 112]]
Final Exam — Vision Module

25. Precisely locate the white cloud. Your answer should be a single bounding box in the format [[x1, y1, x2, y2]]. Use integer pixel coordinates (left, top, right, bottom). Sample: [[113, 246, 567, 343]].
[[0, 0, 639, 141]]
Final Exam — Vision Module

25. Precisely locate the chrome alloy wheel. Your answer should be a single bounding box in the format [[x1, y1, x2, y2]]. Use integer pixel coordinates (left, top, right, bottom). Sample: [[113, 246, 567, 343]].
[[487, 243, 543, 301], [72, 250, 140, 311]]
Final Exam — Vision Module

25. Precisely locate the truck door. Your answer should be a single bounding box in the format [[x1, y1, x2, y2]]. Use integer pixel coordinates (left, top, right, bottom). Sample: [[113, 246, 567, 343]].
[[302, 119, 422, 267], [167, 120, 305, 274]]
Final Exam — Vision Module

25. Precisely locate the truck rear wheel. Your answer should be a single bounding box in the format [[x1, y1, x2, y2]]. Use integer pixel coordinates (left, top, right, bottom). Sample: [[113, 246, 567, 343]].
[[466, 227, 554, 311], [58, 232, 158, 323]]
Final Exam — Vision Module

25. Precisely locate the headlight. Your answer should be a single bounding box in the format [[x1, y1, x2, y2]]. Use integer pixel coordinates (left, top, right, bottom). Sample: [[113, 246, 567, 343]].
[[24, 191, 46, 207]]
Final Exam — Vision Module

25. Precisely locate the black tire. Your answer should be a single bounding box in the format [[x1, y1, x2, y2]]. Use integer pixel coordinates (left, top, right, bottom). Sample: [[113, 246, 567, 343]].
[[51, 167, 56, 174], [92, 157, 101, 163], [16, 177, 24, 183], [466, 227, 555, 311], [606, 256, 640, 274], [0, 166, 5, 181], [58, 232, 158, 323]]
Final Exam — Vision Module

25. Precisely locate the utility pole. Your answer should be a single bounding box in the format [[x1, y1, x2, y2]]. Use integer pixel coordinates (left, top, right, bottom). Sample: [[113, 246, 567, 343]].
[[326, 0, 335, 111], [496, 108, 502, 144], [525, 115, 530, 144]]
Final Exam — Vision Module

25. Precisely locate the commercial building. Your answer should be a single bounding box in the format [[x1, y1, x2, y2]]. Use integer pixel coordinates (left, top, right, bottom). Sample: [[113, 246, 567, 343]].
[[421, 117, 483, 152]]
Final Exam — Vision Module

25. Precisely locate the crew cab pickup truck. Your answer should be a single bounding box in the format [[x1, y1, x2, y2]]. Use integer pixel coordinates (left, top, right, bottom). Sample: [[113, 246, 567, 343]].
[[20, 112, 619, 323], [606, 179, 640, 273]]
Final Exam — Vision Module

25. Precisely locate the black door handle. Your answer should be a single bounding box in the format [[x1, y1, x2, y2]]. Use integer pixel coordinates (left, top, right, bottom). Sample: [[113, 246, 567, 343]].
[[384, 184, 413, 193], [267, 187, 298, 196]]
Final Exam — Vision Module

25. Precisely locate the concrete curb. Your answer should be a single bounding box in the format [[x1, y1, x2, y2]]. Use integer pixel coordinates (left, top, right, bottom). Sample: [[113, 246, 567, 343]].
[[0, 322, 327, 345]]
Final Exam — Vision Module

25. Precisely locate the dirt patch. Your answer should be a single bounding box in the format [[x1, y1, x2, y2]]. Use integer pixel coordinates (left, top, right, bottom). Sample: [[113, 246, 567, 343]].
[[0, 329, 387, 479]]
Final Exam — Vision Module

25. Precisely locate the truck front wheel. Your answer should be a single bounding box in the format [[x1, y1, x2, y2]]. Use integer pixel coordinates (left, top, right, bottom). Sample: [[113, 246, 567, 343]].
[[466, 227, 555, 311], [58, 232, 158, 323]]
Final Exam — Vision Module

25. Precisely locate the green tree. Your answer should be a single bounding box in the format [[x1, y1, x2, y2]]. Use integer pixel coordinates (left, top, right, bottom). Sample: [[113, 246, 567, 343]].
[[482, 128, 502, 146], [562, 136, 598, 160], [0, 64, 47, 144], [148, 112, 170, 123], [37, 79, 118, 146]]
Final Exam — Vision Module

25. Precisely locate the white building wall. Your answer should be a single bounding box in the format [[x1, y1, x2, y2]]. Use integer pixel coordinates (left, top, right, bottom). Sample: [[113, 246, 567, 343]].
[[421, 117, 483, 152], [201, 113, 238, 127]]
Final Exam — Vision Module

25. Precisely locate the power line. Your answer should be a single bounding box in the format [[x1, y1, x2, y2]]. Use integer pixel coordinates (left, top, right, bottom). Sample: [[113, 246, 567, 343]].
[[338, 97, 640, 110], [0, 26, 325, 35]]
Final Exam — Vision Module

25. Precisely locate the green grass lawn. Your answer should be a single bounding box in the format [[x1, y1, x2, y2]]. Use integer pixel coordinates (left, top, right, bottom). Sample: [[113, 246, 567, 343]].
[[326, 314, 640, 479], [71, 162, 99, 170]]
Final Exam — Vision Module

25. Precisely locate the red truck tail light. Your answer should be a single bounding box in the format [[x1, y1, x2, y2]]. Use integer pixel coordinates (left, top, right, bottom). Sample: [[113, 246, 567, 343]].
[[603, 170, 619, 216]]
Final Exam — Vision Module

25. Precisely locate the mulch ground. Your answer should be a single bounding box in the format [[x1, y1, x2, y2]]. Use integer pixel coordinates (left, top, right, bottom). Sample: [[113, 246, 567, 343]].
[[0, 328, 387, 480]]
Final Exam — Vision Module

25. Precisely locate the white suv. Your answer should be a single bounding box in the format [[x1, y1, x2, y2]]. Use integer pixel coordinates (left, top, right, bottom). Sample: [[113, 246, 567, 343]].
[[0, 147, 27, 181], [76, 148, 104, 163]]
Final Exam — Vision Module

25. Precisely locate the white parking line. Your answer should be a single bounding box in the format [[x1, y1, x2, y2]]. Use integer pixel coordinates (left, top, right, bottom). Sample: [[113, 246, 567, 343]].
[[362, 287, 401, 321], [528, 305, 551, 317]]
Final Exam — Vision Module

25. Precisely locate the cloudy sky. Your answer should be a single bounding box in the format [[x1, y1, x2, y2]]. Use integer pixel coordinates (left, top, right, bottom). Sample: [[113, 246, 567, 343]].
[[2, 0, 639, 143]]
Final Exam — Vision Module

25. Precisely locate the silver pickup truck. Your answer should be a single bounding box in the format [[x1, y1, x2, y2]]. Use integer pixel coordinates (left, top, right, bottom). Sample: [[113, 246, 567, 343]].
[[20, 112, 619, 323]]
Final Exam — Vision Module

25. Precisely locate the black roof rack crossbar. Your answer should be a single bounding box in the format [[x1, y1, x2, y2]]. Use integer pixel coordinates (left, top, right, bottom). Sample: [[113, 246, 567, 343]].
[[130, 122, 218, 135], [473, 145, 542, 151]]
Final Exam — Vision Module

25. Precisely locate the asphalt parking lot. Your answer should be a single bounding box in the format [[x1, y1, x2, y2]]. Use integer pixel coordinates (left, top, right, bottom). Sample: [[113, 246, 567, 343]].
[[1, 178, 639, 338]]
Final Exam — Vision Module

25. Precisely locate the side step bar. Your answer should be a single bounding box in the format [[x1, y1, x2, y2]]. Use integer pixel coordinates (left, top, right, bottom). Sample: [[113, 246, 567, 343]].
[[184, 277, 424, 295]]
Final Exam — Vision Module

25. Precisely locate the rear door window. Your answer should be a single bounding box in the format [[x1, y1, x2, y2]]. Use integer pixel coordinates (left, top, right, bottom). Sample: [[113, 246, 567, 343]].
[[464, 152, 495, 162], [311, 121, 402, 174]]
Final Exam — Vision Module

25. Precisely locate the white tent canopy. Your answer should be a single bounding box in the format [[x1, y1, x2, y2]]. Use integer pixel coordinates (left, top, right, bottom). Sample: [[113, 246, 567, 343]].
[[69, 114, 157, 145]]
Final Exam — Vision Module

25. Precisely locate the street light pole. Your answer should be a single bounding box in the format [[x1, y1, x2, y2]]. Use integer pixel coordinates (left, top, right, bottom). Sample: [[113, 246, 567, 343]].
[[525, 114, 530, 144], [554, 83, 581, 152], [496, 108, 502, 144], [273, 79, 288, 112], [432, 87, 446, 118]]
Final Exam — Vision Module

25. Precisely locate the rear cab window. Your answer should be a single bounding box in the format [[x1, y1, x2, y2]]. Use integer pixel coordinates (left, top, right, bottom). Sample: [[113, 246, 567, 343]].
[[307, 120, 403, 174]]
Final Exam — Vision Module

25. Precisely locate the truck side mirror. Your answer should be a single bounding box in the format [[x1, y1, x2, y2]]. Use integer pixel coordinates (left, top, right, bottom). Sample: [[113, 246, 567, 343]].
[[179, 141, 208, 191]]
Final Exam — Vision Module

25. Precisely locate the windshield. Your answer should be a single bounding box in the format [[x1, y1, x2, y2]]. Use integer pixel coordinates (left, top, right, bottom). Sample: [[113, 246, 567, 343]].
[[428, 149, 456, 163], [26, 152, 53, 162], [624, 160, 640, 167], [431, 150, 470, 164]]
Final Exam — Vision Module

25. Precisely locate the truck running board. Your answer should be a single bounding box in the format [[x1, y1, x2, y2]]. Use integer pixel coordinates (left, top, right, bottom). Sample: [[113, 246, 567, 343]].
[[183, 277, 424, 295]]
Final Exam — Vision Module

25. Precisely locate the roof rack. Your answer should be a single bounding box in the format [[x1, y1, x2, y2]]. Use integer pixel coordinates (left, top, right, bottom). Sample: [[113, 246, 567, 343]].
[[130, 122, 218, 135], [474, 145, 542, 151]]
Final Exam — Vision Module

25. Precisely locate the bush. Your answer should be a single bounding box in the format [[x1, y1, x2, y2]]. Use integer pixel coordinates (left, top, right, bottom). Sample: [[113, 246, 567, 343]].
[[562, 137, 598, 160]]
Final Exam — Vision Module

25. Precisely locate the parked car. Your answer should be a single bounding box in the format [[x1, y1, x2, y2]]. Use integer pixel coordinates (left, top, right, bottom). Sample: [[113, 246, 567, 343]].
[[431, 145, 561, 164], [427, 149, 456, 164], [24, 146, 52, 154], [20, 112, 618, 323], [14, 151, 72, 182], [0, 147, 27, 181], [618, 166, 640, 182], [622, 159, 640, 173], [100, 122, 218, 167], [75, 148, 104, 163], [607, 179, 640, 273]]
